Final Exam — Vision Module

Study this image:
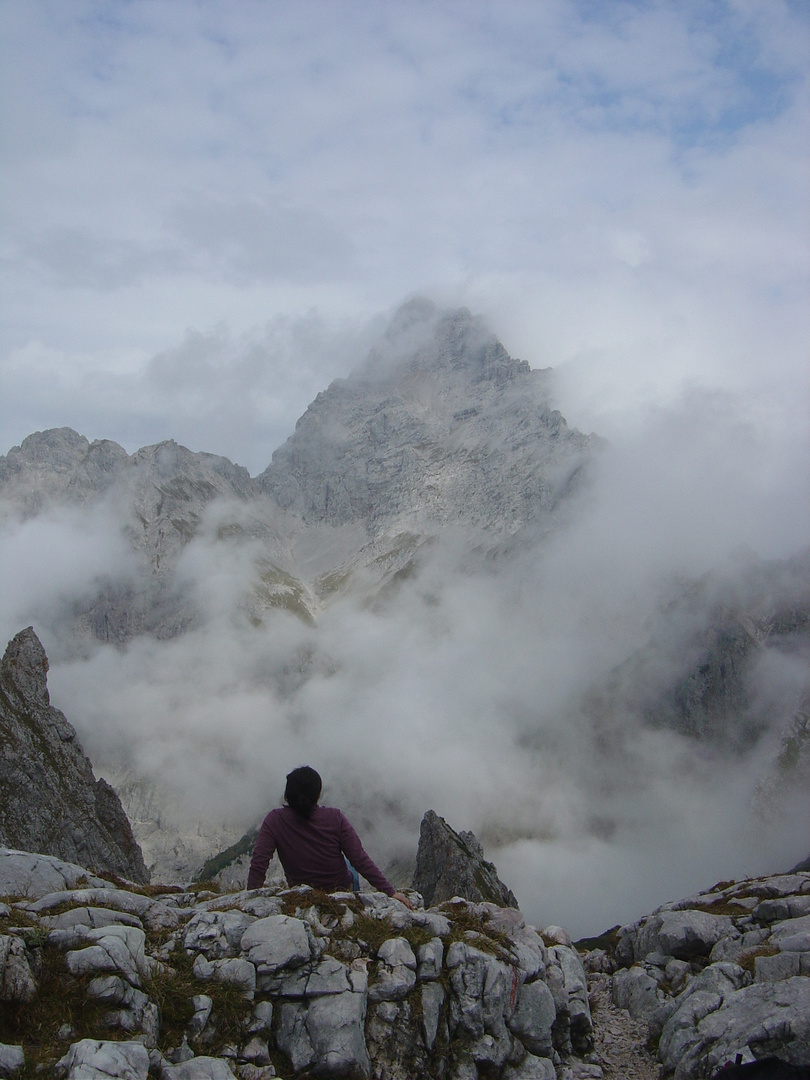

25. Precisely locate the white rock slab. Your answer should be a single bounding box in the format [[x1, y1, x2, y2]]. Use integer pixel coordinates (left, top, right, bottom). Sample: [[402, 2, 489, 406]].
[[0, 849, 107, 900], [54, 1039, 149, 1080], [240, 914, 311, 973]]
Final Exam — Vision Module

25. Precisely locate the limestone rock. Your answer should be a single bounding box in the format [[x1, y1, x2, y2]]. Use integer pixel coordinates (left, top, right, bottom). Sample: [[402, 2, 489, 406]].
[[158, 1057, 235, 1079], [660, 978, 810, 1079], [183, 909, 256, 959], [0, 428, 264, 643], [0, 629, 148, 883], [0, 1043, 25, 1078], [63, 925, 151, 987], [275, 982, 372, 1078], [605, 869, 810, 1076], [411, 809, 519, 908], [368, 936, 417, 1002], [0, 936, 37, 1004], [4, 850, 571, 1080], [0, 303, 595, 649], [53, 1038, 150, 1080], [240, 914, 311, 977], [508, 979, 556, 1057], [0, 849, 109, 899]]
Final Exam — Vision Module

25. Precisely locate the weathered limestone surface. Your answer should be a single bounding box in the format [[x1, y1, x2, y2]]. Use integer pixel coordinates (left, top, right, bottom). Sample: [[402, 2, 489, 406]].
[[0, 848, 591, 1080], [603, 870, 810, 1077], [0, 305, 594, 650], [258, 301, 591, 539], [6, 848, 809, 1077], [53, 1038, 150, 1080], [0, 1041, 25, 1078]]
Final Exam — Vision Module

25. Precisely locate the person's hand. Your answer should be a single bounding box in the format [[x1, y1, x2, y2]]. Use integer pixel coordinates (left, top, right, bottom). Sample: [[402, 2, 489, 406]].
[[392, 890, 415, 910]]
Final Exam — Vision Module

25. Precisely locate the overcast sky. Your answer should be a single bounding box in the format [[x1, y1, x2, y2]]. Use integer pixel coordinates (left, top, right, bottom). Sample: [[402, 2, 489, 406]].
[[1, 0, 808, 473]]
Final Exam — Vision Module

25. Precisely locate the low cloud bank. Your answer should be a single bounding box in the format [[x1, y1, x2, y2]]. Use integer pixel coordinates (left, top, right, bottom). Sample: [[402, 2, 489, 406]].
[[18, 379, 804, 937]]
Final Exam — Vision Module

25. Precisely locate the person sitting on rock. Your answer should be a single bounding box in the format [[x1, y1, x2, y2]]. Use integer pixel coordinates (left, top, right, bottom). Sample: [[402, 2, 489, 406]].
[[247, 765, 414, 908]]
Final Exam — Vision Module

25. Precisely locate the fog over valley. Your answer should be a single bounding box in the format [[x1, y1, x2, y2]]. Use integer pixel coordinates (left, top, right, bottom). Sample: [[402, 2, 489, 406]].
[[1, 2, 808, 940], [1, 303, 807, 938]]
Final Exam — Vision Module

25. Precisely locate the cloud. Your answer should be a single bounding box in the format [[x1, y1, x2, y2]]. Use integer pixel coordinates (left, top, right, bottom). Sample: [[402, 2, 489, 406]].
[[0, 315, 381, 473], [35, 369, 809, 936], [0, 500, 139, 650], [167, 197, 355, 285], [1, 0, 808, 935]]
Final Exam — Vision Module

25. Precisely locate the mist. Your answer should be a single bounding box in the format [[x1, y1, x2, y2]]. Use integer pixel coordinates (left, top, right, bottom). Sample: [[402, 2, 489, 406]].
[[2, 0, 808, 936], [6, 365, 800, 938]]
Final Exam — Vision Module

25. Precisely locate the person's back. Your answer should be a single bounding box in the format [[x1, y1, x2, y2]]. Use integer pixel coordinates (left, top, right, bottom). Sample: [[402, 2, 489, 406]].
[[247, 766, 413, 908]]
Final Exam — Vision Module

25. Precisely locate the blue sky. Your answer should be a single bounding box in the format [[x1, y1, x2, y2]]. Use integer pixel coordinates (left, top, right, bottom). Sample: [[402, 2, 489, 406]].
[[1, 0, 808, 473]]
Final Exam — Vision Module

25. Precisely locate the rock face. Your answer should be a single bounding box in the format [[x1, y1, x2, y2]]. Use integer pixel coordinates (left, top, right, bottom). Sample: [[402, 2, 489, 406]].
[[412, 810, 519, 909], [4, 848, 808, 1078], [0, 847, 592, 1080], [593, 870, 810, 1077], [570, 549, 810, 770], [0, 628, 148, 883], [258, 300, 592, 536]]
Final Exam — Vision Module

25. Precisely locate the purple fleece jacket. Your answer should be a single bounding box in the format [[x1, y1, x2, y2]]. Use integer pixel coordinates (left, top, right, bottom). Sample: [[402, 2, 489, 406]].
[[247, 804, 395, 895]]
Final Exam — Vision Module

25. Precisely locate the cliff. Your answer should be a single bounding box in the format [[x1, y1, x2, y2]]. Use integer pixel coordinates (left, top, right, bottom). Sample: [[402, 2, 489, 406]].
[[0, 628, 148, 883]]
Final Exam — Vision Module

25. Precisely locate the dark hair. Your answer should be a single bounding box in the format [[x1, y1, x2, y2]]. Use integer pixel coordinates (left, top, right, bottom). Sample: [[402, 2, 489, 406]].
[[284, 766, 322, 819]]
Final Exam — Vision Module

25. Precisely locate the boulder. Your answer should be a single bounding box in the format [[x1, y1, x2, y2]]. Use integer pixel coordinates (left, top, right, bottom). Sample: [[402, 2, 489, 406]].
[[276, 984, 372, 1078], [240, 913, 311, 980], [0, 849, 110, 900], [607, 871, 810, 1076], [53, 1039, 150, 1080], [660, 977, 810, 1079], [0, 936, 37, 1004], [0, 1043, 25, 1078], [183, 908, 256, 959], [158, 1056, 236, 1079], [368, 936, 417, 1002]]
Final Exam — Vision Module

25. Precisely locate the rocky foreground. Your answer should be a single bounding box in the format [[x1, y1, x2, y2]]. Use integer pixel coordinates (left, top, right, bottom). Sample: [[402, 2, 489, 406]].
[[2, 849, 810, 1079]]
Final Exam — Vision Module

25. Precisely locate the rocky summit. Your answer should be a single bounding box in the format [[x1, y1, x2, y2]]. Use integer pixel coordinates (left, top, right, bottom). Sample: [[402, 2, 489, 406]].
[[1, 847, 809, 1079], [0, 628, 148, 884], [412, 810, 519, 910], [257, 300, 592, 536]]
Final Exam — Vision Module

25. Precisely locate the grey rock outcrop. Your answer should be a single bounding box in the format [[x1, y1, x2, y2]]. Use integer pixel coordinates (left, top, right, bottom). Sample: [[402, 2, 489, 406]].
[[0, 628, 148, 883], [412, 810, 519, 909], [1, 847, 592, 1080], [599, 870, 810, 1076]]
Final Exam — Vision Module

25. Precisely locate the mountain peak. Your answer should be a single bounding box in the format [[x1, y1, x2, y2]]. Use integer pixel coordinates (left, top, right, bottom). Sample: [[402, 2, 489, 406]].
[[356, 300, 528, 388], [258, 305, 587, 533]]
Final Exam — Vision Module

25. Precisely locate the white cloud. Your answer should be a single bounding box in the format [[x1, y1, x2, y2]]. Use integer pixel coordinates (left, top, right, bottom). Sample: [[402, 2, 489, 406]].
[[2, 0, 809, 933]]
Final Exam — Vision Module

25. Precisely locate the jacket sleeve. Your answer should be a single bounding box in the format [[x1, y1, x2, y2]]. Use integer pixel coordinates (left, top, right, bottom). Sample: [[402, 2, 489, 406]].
[[338, 812, 395, 896], [247, 813, 277, 890]]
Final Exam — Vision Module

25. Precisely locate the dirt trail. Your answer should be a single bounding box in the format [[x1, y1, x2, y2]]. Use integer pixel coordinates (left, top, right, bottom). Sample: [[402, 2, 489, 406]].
[[583, 972, 660, 1080]]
